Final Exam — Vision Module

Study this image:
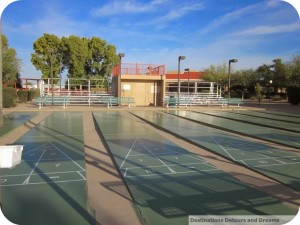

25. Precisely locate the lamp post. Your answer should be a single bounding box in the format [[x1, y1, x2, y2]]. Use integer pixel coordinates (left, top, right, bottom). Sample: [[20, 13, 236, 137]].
[[0, 20, 3, 127], [228, 58, 238, 99], [185, 68, 190, 96], [48, 48, 54, 105], [269, 80, 273, 101], [178, 56, 186, 99], [59, 62, 63, 93], [118, 53, 125, 98]]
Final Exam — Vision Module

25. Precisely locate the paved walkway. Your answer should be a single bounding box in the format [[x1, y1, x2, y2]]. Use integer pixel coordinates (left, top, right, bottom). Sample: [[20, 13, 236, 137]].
[[83, 112, 141, 225]]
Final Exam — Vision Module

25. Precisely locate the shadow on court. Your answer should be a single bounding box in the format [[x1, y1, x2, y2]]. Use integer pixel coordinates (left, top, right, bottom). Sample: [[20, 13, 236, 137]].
[[98, 135, 297, 225], [1, 112, 93, 225]]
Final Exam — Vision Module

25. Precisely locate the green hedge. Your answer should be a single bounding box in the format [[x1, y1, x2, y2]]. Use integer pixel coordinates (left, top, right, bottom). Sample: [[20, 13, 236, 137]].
[[287, 86, 300, 105], [28, 89, 40, 101], [17, 89, 41, 103], [3, 88, 17, 108], [17, 89, 28, 102]]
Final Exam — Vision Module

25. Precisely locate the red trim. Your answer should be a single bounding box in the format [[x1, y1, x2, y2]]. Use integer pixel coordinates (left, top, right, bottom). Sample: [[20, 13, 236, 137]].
[[165, 71, 204, 80]]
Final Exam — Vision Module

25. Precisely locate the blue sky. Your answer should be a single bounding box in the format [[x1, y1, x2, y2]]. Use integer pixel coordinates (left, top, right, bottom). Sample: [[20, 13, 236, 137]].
[[1, 0, 300, 79]]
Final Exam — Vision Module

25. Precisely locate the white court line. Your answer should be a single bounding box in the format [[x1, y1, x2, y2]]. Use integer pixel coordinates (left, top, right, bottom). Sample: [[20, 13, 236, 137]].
[[24, 157, 68, 162], [210, 136, 236, 161], [23, 149, 47, 185], [24, 134, 83, 138], [143, 145, 176, 174], [253, 161, 300, 168], [51, 143, 85, 171], [77, 171, 86, 180], [102, 132, 151, 136], [2, 171, 86, 187], [129, 152, 175, 157], [120, 139, 137, 169], [122, 162, 206, 170], [123, 168, 128, 177], [2, 170, 86, 178], [239, 156, 300, 162], [125, 168, 220, 178], [144, 141, 204, 162], [2, 179, 86, 187]]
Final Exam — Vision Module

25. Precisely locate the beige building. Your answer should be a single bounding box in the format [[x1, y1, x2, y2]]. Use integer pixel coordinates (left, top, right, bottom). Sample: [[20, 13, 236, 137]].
[[112, 63, 166, 106]]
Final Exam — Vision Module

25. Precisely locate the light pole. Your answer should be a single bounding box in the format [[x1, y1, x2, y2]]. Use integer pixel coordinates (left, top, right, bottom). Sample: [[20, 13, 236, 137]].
[[48, 48, 54, 105], [59, 62, 63, 93], [185, 68, 190, 96], [178, 56, 186, 99], [228, 58, 238, 99], [118, 53, 125, 98], [0, 20, 3, 127], [269, 80, 273, 101]]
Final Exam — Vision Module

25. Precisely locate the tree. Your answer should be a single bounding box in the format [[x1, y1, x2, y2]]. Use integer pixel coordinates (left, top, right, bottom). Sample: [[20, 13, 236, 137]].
[[2, 34, 21, 83], [31, 33, 62, 81], [286, 55, 300, 104], [256, 64, 273, 86], [287, 55, 300, 86], [61, 35, 89, 79], [255, 83, 263, 104], [32, 34, 119, 83], [202, 63, 228, 87], [271, 58, 287, 93], [231, 69, 256, 99]]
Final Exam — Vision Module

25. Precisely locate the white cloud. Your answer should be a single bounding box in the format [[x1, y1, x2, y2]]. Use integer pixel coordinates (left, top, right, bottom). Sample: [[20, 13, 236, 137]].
[[232, 22, 300, 36], [90, 0, 168, 17], [157, 2, 204, 23], [198, 1, 287, 35]]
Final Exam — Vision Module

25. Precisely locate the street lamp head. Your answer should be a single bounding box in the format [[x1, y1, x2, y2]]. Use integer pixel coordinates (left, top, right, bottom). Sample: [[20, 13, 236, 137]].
[[178, 56, 186, 61], [118, 53, 125, 58], [184, 68, 190, 72], [270, 80, 273, 84], [229, 59, 238, 63]]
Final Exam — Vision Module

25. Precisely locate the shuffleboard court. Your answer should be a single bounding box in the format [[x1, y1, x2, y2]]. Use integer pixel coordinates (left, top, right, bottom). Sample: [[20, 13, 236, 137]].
[[252, 110, 300, 119], [93, 111, 297, 225], [196, 110, 300, 133], [132, 111, 300, 192], [170, 110, 300, 149], [0, 112, 93, 225], [0, 112, 38, 137], [231, 110, 300, 124]]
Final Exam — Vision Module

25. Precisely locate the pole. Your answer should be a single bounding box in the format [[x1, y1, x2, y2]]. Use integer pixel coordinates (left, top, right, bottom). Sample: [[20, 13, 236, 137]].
[[0, 20, 3, 128], [228, 61, 231, 99], [177, 58, 180, 99], [50, 52, 54, 105], [188, 70, 190, 95], [228, 59, 238, 100], [177, 56, 186, 100]]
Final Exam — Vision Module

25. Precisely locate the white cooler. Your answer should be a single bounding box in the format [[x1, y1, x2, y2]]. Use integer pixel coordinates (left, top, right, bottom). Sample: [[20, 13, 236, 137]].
[[0, 145, 24, 168]]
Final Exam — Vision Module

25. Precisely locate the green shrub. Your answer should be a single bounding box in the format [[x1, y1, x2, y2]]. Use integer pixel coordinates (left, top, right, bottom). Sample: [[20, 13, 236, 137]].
[[287, 86, 300, 105], [3, 88, 17, 108], [17, 89, 29, 103], [28, 89, 40, 101]]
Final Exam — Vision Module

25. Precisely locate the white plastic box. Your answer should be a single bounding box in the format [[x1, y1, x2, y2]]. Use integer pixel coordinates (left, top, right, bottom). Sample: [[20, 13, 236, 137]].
[[0, 145, 24, 168]]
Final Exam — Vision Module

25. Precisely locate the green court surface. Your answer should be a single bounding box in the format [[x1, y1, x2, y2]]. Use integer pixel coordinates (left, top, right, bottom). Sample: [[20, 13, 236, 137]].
[[231, 110, 300, 124], [198, 110, 300, 133], [0, 112, 92, 225], [0, 112, 38, 137], [170, 110, 300, 149], [251, 110, 300, 119], [133, 111, 300, 192], [93, 111, 297, 225]]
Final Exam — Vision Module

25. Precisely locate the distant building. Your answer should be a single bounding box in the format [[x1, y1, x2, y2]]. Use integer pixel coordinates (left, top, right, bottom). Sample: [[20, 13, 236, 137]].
[[112, 63, 221, 106]]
